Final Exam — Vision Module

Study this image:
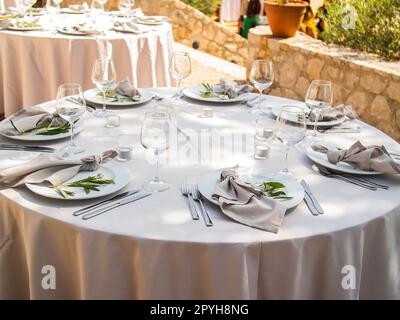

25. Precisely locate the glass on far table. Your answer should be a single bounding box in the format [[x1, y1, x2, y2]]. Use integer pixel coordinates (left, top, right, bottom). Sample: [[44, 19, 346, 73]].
[[118, 0, 135, 17]]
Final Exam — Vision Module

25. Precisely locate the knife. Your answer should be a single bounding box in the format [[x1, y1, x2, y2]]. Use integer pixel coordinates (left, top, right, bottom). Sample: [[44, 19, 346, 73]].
[[303, 192, 320, 216], [82, 192, 152, 220], [301, 180, 324, 214], [0, 144, 55, 152], [73, 189, 140, 216]]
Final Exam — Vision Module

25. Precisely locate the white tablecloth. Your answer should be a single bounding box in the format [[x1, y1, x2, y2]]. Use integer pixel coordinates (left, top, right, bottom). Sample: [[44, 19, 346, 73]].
[[220, 0, 241, 22], [0, 13, 174, 117], [1, 89, 400, 299]]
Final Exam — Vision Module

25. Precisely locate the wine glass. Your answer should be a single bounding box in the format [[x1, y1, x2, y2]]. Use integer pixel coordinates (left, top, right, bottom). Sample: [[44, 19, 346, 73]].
[[140, 112, 171, 192], [249, 59, 274, 114], [51, 0, 63, 13], [118, 0, 134, 17], [169, 52, 191, 101], [56, 83, 86, 158], [19, 0, 36, 17], [93, 0, 108, 12], [274, 105, 307, 173], [305, 80, 333, 139], [91, 59, 117, 118]]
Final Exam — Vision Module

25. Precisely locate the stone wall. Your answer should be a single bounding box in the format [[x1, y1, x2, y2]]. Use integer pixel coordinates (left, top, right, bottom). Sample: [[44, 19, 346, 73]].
[[133, 0, 248, 66], [247, 26, 400, 141]]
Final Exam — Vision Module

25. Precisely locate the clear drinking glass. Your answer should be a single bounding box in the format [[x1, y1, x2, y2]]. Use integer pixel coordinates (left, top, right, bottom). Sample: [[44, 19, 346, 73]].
[[94, 0, 108, 12], [274, 105, 307, 173], [56, 83, 86, 158], [20, 0, 36, 17], [118, 0, 134, 17], [169, 52, 191, 100], [91, 59, 117, 118], [140, 112, 171, 192], [305, 80, 333, 139], [249, 59, 274, 114]]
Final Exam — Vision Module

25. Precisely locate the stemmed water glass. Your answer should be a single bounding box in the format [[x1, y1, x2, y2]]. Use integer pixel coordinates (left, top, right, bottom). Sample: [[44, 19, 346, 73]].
[[249, 59, 274, 114], [56, 83, 86, 158], [274, 105, 307, 173], [169, 52, 191, 101], [305, 80, 333, 139], [93, 0, 108, 12], [140, 112, 171, 192], [91, 59, 117, 118], [19, 0, 36, 17], [118, 0, 134, 17]]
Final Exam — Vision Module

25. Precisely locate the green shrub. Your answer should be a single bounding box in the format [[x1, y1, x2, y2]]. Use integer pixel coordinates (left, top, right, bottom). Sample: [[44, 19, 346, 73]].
[[181, 0, 221, 17], [321, 0, 400, 60]]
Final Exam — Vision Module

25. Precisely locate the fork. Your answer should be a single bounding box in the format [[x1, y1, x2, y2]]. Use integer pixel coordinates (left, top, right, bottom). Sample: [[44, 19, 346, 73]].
[[180, 184, 199, 220], [312, 165, 377, 191], [191, 184, 213, 227]]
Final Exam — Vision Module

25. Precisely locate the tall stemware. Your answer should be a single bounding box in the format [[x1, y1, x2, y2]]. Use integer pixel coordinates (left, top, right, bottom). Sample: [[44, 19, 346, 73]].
[[274, 105, 307, 174], [305, 80, 333, 140], [56, 83, 86, 158], [140, 112, 171, 192], [169, 52, 191, 101], [249, 59, 274, 114], [91, 59, 117, 118]]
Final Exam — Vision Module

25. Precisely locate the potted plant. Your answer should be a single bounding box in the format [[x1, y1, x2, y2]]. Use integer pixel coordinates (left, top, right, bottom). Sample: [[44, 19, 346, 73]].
[[265, 0, 309, 38]]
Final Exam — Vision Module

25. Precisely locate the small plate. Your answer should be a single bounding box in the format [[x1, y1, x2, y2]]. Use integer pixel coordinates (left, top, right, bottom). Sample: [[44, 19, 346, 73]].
[[112, 26, 143, 34], [131, 16, 165, 25], [182, 86, 250, 104], [60, 8, 85, 14], [26, 162, 131, 200], [0, 120, 84, 142], [305, 142, 384, 175], [198, 168, 305, 210], [84, 88, 154, 107], [271, 105, 345, 128], [7, 25, 43, 31], [57, 27, 90, 36]]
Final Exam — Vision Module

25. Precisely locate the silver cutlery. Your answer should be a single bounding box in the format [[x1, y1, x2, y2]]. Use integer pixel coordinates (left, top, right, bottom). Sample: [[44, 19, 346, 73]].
[[0, 144, 55, 153], [73, 189, 140, 216], [180, 184, 199, 220], [191, 184, 213, 227], [312, 165, 378, 191], [82, 192, 151, 220], [300, 180, 324, 215], [303, 192, 320, 216]]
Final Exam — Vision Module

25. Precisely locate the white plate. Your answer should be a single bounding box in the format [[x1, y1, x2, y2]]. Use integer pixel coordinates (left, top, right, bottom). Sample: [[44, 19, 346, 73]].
[[84, 88, 154, 107], [271, 105, 345, 127], [0, 120, 84, 142], [305, 143, 384, 175], [198, 168, 305, 210], [131, 16, 165, 25], [112, 26, 142, 34], [60, 8, 85, 14], [57, 27, 90, 36], [182, 86, 250, 104], [7, 25, 44, 31], [26, 162, 131, 200]]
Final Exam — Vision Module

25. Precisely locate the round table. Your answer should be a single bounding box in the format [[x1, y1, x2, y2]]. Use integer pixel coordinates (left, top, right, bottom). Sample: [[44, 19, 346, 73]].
[[0, 13, 174, 117], [0, 89, 399, 299]]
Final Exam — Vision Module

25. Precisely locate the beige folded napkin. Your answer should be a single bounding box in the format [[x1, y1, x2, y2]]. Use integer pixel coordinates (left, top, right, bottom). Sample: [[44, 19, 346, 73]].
[[309, 109, 341, 122], [0, 150, 117, 187], [64, 24, 102, 35], [0, 20, 11, 29], [212, 167, 286, 233], [0, 106, 67, 136], [312, 141, 400, 174], [115, 80, 141, 100], [213, 78, 253, 99], [113, 21, 145, 33]]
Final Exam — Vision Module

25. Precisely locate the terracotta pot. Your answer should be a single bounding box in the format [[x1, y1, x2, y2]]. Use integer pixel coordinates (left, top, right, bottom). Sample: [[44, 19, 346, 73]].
[[265, 1, 308, 38]]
